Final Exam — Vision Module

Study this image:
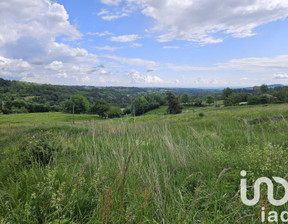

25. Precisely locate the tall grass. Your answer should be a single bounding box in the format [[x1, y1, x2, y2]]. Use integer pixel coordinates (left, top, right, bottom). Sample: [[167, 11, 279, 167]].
[[1, 104, 288, 223]]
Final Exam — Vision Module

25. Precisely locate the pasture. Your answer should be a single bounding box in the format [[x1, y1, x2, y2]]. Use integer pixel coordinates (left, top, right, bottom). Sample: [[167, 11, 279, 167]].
[[1, 104, 288, 223]]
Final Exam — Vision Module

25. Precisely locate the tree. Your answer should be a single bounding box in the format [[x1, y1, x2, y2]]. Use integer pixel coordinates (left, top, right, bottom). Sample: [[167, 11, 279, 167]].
[[107, 105, 122, 118], [131, 97, 149, 116], [166, 91, 182, 114], [260, 84, 269, 94], [253, 86, 261, 94], [224, 93, 245, 106], [62, 95, 89, 114], [90, 100, 109, 117], [148, 93, 165, 105], [193, 97, 203, 106], [181, 93, 190, 104], [205, 95, 215, 104], [222, 88, 233, 99]]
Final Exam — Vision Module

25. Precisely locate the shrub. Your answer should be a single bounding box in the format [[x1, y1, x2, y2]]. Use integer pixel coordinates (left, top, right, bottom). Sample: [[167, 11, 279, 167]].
[[62, 95, 89, 114], [181, 93, 190, 104], [90, 100, 109, 117], [123, 106, 131, 115], [19, 131, 61, 167], [166, 91, 182, 114], [198, 112, 204, 117], [107, 105, 122, 118], [131, 97, 149, 116]]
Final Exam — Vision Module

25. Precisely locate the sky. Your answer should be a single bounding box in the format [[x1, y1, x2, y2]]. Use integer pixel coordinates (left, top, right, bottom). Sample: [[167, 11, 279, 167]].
[[1, 0, 288, 88]]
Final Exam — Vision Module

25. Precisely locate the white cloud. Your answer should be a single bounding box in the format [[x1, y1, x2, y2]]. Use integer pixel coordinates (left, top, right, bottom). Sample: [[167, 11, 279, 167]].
[[94, 45, 122, 51], [55, 72, 68, 78], [273, 73, 288, 79], [97, 9, 129, 21], [86, 31, 113, 36], [163, 46, 179, 49], [218, 55, 288, 72], [101, 0, 122, 6], [137, 0, 288, 44], [0, 56, 31, 77], [103, 54, 157, 68], [45, 61, 63, 71], [167, 64, 217, 71], [168, 55, 288, 73], [0, 0, 81, 47], [0, 0, 104, 84], [110, 34, 140, 42], [82, 75, 91, 84], [131, 43, 143, 48], [126, 70, 163, 84]]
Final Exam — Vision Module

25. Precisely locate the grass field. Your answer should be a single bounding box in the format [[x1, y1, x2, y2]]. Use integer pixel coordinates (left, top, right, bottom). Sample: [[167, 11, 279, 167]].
[[1, 104, 288, 223], [0, 112, 98, 127]]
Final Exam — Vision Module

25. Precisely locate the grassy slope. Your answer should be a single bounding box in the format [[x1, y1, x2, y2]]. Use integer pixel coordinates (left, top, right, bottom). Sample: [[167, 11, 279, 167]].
[[1, 104, 288, 223], [0, 112, 98, 126]]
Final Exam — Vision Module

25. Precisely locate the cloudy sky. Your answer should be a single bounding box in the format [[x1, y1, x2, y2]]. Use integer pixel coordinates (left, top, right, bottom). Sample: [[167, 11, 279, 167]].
[[1, 0, 288, 87]]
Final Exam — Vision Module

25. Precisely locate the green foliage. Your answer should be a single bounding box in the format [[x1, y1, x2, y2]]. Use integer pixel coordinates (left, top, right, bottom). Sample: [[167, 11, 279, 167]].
[[166, 91, 182, 114], [222, 87, 233, 99], [260, 84, 269, 93], [19, 131, 61, 167], [224, 93, 251, 106], [123, 106, 131, 115], [131, 94, 164, 116], [198, 112, 204, 117], [2, 99, 51, 114], [181, 93, 190, 104], [131, 96, 149, 116], [247, 95, 269, 105], [0, 78, 221, 112], [205, 95, 215, 104], [106, 105, 122, 118], [146, 93, 165, 105], [90, 100, 109, 117], [62, 95, 89, 114], [193, 97, 203, 106]]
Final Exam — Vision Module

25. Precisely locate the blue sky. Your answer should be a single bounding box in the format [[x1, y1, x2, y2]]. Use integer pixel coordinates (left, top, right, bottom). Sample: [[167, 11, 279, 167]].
[[1, 0, 288, 87]]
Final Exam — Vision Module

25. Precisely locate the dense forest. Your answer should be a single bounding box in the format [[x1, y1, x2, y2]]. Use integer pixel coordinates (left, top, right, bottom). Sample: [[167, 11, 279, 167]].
[[0, 78, 219, 114]]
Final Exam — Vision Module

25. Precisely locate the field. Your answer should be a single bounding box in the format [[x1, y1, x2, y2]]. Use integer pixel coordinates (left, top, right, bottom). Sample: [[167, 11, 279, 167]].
[[1, 104, 288, 223]]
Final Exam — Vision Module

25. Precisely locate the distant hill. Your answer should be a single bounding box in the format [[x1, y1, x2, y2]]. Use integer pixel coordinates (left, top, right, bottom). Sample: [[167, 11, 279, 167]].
[[268, 84, 284, 88], [0, 78, 221, 110], [242, 84, 285, 90]]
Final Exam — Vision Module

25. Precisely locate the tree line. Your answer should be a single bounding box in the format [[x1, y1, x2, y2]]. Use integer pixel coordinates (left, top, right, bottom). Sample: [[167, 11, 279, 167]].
[[1, 78, 288, 116], [0, 78, 217, 115]]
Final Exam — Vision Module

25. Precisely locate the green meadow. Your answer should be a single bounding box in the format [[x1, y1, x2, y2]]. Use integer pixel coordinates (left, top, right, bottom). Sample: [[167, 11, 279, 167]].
[[1, 104, 288, 223]]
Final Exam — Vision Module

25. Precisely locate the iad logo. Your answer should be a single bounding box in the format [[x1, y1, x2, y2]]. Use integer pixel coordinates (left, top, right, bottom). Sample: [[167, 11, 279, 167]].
[[240, 170, 288, 223], [240, 170, 288, 206]]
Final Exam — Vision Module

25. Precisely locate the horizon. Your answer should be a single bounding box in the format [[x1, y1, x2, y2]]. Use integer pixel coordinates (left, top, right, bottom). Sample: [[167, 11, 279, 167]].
[[1, 0, 288, 87], [2, 77, 284, 90]]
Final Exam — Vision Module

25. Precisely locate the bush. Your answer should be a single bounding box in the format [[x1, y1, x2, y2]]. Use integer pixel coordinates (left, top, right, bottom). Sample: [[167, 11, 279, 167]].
[[11, 106, 28, 114], [205, 95, 214, 104], [247, 95, 269, 105], [193, 98, 203, 107], [131, 97, 149, 116], [181, 93, 190, 104], [123, 106, 131, 115], [107, 105, 122, 118], [19, 132, 61, 167], [198, 112, 204, 118], [62, 95, 89, 114], [166, 91, 182, 114], [90, 100, 109, 117]]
